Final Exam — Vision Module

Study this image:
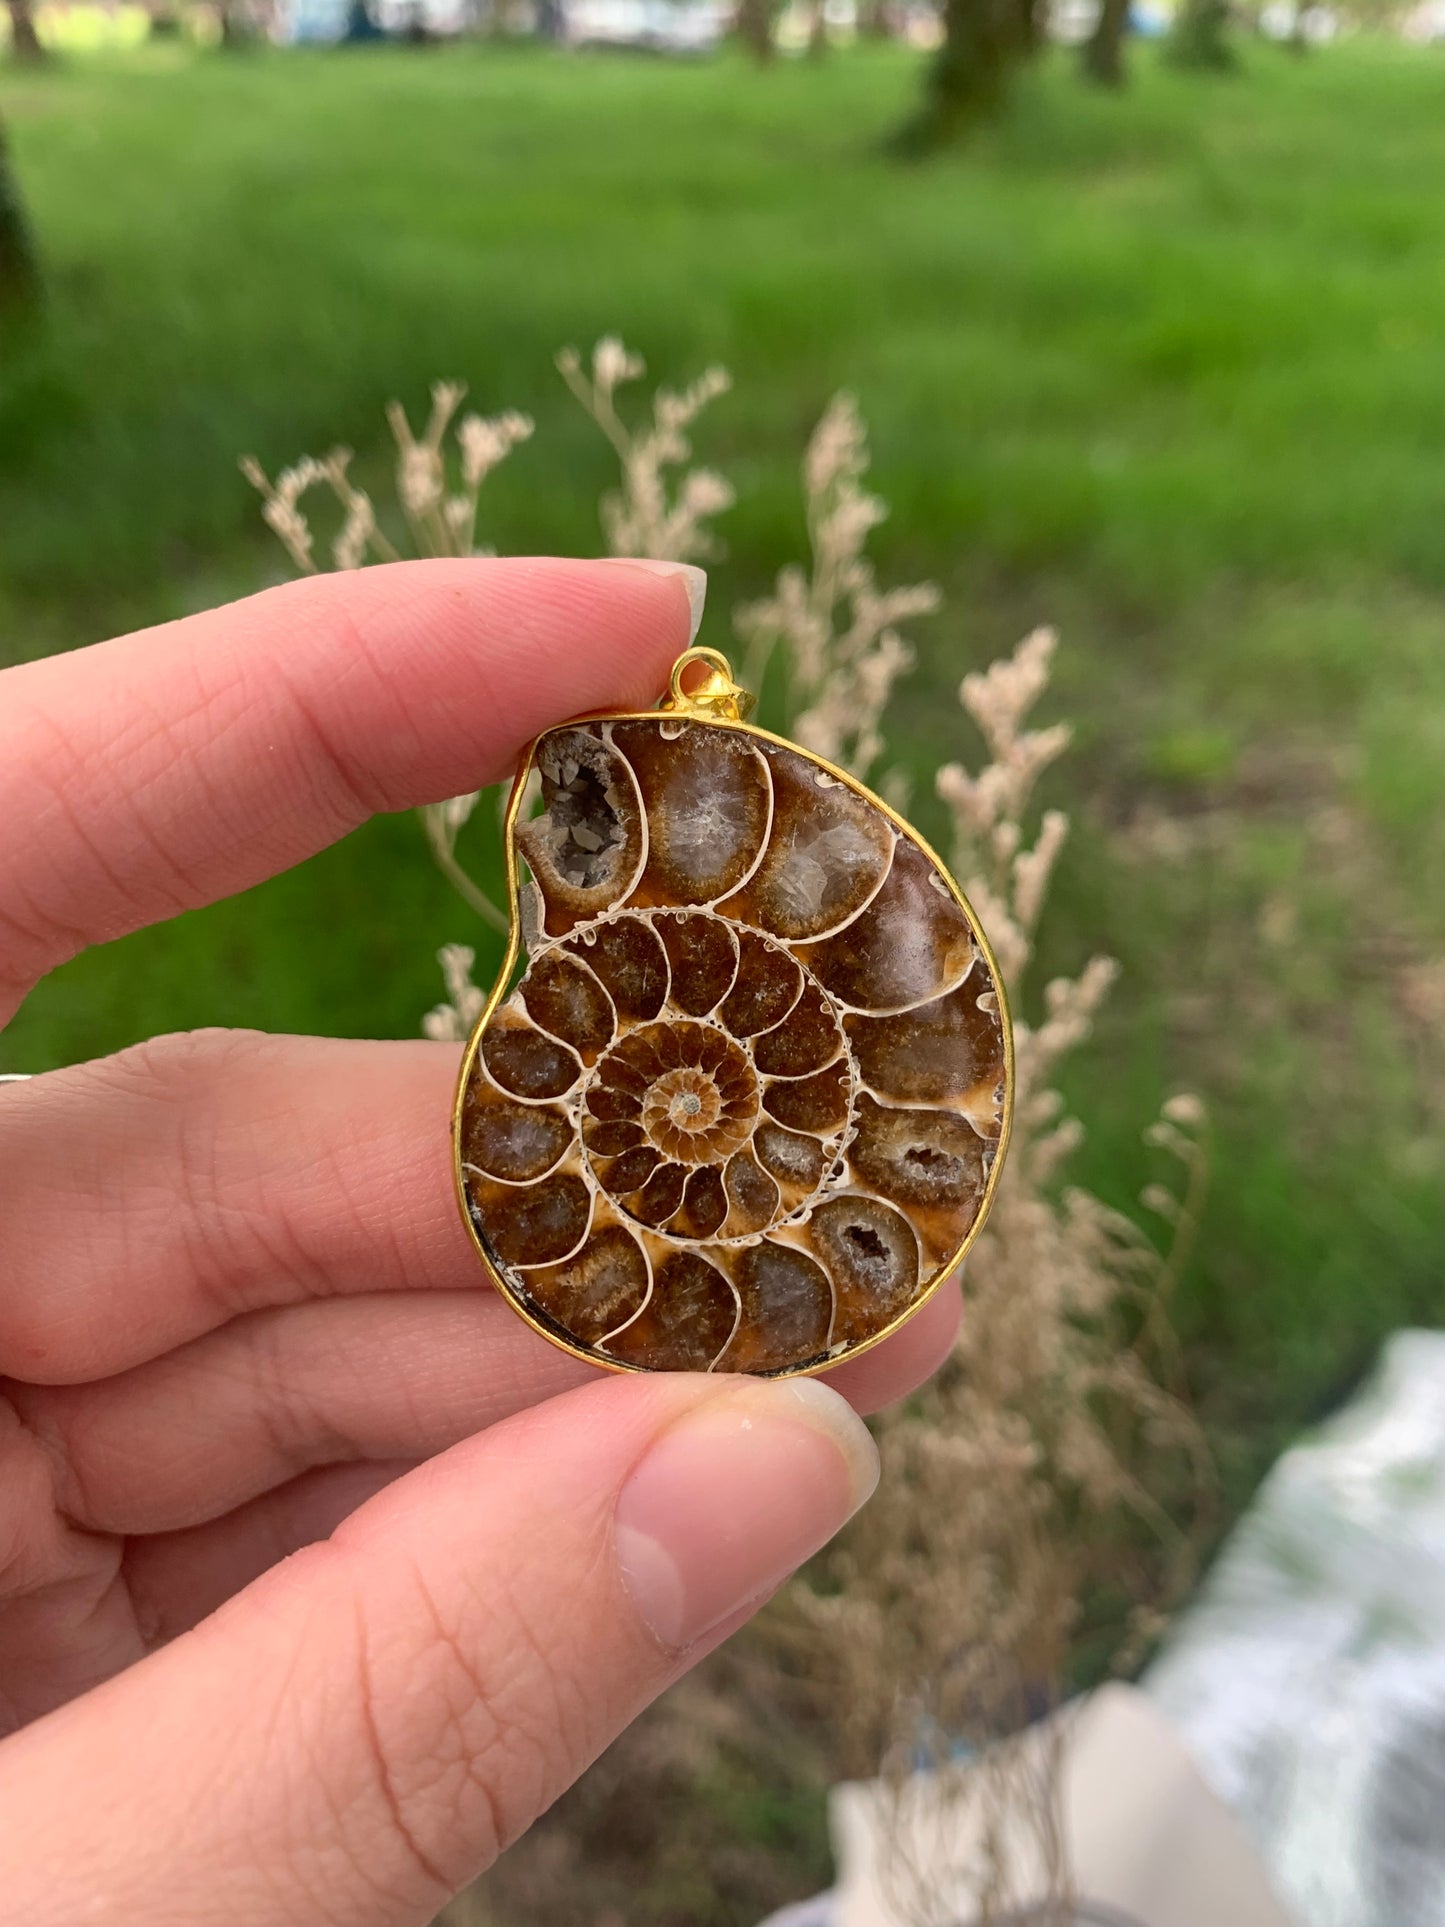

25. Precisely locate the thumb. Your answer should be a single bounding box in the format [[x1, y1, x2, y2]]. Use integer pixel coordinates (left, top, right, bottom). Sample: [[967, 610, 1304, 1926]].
[[0, 1372, 877, 1927]]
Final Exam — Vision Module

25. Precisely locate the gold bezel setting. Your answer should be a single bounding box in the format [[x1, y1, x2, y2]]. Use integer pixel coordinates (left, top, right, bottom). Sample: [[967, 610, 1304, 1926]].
[[450, 648, 1015, 1378]]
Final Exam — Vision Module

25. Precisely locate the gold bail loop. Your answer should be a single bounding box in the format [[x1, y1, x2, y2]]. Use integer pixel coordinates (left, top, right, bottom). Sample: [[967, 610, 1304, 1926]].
[[660, 646, 756, 723]]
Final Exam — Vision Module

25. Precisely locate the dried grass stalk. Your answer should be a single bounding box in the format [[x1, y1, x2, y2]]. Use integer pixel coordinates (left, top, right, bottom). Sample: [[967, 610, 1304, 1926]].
[[557, 335, 734, 563], [727, 407, 1214, 1926], [243, 382, 535, 937], [248, 342, 736, 962], [248, 360, 1215, 1927], [734, 391, 938, 785]]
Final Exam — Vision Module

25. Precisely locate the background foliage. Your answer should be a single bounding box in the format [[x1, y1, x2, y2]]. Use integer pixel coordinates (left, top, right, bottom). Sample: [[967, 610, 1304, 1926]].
[[2, 34, 1444, 1919]]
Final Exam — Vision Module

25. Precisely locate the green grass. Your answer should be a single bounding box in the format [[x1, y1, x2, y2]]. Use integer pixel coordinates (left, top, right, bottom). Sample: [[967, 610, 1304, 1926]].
[[2, 40, 1445, 1911], [5, 31, 1445, 1461]]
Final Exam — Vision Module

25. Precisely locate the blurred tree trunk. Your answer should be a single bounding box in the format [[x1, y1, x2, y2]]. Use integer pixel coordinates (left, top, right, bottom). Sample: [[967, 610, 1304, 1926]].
[[1288, 0, 1313, 49], [1014, 0, 1046, 55], [1166, 0, 1234, 67], [899, 0, 1015, 149], [860, 0, 893, 34], [1082, 0, 1129, 82], [5, 0, 46, 63], [0, 116, 40, 315], [806, 0, 828, 54], [735, 0, 774, 60], [217, 0, 261, 43], [342, 0, 386, 36]]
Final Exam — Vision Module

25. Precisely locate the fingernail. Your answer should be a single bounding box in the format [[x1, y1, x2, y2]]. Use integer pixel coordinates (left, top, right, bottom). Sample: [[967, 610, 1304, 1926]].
[[603, 558, 708, 646], [615, 1380, 880, 1653]]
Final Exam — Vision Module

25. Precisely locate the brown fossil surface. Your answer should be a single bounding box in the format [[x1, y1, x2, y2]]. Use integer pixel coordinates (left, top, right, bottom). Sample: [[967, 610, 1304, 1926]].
[[459, 718, 1008, 1375]]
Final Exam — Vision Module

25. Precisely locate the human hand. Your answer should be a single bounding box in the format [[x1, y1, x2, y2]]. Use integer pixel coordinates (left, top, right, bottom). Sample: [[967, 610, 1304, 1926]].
[[0, 559, 959, 1926]]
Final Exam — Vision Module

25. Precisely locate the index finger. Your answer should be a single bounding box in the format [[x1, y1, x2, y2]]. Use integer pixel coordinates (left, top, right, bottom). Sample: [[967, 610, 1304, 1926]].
[[0, 558, 701, 1021]]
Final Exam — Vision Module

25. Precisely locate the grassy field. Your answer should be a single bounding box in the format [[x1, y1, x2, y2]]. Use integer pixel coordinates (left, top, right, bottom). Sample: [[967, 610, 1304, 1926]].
[[3, 36, 1445, 1916]]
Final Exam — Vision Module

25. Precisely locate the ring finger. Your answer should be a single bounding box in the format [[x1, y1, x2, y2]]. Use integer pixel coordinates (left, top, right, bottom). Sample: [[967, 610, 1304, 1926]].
[[11, 1270, 962, 1540], [0, 1028, 962, 1410], [0, 1031, 472, 1384]]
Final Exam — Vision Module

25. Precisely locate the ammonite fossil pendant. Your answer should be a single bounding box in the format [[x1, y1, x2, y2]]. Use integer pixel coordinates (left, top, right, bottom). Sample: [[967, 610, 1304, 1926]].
[[453, 647, 1013, 1377]]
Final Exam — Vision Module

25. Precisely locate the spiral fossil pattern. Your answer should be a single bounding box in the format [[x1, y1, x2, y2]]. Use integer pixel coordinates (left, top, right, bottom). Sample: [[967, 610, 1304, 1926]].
[[459, 714, 1009, 1375]]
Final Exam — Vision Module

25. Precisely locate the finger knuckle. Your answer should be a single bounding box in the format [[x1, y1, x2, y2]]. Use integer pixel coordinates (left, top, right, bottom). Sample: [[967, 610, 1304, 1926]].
[[89, 1027, 272, 1099], [351, 1564, 586, 1891], [0, 1030, 302, 1373], [93, 1030, 322, 1313], [0, 1399, 61, 1594], [0, 1396, 126, 1735]]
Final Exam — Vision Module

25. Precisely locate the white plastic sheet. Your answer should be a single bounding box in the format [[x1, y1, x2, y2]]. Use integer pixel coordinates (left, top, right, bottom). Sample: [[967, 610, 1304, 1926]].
[[1148, 1328, 1445, 1927]]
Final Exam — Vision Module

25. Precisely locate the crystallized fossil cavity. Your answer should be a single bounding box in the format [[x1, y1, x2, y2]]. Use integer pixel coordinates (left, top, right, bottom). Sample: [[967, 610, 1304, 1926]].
[[459, 716, 1008, 1376]]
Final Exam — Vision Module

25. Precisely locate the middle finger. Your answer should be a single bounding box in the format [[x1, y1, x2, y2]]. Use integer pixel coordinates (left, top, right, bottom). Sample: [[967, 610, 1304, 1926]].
[[11, 1291, 591, 1535], [0, 1030, 470, 1383], [10, 1275, 962, 1539], [0, 1030, 964, 1416]]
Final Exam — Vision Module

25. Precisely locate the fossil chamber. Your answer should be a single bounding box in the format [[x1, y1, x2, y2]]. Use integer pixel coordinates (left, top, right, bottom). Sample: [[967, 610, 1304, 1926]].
[[454, 656, 1012, 1378]]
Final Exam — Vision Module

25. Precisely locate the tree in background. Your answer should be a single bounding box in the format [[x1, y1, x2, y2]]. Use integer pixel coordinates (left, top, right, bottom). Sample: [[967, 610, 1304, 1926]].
[[1083, 0, 1131, 84], [4, 0, 46, 63], [898, 0, 1021, 150], [341, 0, 385, 35], [1014, 0, 1046, 56], [487, 0, 530, 33], [215, 0, 284, 44], [1288, 0, 1320, 50], [735, 0, 775, 60], [1167, 0, 1236, 67], [0, 115, 40, 315]]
